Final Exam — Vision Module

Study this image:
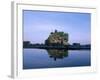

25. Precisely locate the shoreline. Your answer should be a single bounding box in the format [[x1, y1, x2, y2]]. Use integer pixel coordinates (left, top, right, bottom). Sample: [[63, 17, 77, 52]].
[[23, 45, 90, 50]]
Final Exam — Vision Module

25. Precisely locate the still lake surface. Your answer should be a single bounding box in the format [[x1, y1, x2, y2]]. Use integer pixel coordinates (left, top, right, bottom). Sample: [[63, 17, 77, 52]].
[[23, 49, 91, 69]]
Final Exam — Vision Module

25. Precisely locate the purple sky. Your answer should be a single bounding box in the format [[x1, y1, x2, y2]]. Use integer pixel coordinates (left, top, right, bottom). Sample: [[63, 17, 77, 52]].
[[23, 10, 91, 45]]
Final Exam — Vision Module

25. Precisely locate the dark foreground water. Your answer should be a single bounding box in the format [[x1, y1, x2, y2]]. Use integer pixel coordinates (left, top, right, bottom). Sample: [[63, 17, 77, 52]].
[[23, 49, 90, 69]]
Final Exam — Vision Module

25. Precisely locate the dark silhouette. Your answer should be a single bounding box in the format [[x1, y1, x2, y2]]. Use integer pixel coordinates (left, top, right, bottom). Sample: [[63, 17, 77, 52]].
[[23, 41, 91, 50]]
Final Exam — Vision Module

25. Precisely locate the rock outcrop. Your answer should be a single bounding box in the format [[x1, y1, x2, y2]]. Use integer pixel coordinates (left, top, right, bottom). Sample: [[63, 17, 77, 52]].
[[45, 30, 68, 46]]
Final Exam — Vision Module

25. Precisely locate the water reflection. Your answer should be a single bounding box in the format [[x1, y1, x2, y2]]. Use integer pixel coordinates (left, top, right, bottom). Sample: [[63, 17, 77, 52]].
[[46, 49, 68, 61]]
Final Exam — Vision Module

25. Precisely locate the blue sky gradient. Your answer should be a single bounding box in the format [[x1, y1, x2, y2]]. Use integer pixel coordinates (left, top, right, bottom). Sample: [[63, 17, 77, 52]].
[[23, 10, 91, 44]]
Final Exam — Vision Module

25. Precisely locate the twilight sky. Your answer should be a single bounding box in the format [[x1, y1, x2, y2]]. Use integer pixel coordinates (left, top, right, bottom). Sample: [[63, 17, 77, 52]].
[[23, 10, 91, 44]]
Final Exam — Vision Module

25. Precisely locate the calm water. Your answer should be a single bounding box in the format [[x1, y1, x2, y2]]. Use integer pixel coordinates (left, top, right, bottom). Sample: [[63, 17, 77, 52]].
[[23, 49, 91, 69]]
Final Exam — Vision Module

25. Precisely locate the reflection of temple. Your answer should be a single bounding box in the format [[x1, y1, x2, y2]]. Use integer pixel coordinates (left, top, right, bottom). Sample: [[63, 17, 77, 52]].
[[47, 49, 68, 61]]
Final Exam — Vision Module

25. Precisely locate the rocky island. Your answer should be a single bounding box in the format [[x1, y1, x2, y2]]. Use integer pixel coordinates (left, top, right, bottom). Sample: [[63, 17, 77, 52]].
[[45, 30, 68, 46]]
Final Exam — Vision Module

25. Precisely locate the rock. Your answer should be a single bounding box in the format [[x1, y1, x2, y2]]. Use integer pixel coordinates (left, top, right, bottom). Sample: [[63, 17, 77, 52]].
[[45, 30, 68, 46]]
